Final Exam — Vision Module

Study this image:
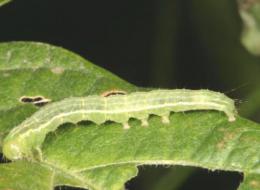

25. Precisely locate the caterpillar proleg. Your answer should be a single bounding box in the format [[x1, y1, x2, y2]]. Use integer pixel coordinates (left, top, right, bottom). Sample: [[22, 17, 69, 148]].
[[2, 89, 237, 160]]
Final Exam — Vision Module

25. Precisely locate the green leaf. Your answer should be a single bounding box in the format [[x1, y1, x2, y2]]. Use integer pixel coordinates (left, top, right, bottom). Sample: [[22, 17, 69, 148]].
[[1, 42, 260, 190], [0, 161, 55, 190], [41, 114, 260, 190], [0, 0, 11, 7]]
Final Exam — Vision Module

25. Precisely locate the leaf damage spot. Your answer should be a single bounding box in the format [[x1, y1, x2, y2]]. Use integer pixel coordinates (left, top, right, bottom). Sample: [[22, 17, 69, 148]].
[[51, 67, 64, 74], [101, 89, 127, 97], [250, 180, 260, 188], [217, 129, 238, 150], [19, 96, 51, 107]]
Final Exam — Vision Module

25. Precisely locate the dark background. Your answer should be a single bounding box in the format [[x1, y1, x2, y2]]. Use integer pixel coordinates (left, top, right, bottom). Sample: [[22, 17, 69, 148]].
[[0, 0, 255, 189]]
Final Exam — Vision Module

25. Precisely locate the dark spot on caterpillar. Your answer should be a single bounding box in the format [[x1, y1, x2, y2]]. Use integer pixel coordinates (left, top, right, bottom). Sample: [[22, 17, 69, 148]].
[[19, 96, 51, 107], [101, 89, 127, 97]]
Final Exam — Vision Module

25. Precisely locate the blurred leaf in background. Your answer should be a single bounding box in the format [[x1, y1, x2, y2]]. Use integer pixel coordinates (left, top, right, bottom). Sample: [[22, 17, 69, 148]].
[[239, 0, 260, 55], [0, 0, 11, 7]]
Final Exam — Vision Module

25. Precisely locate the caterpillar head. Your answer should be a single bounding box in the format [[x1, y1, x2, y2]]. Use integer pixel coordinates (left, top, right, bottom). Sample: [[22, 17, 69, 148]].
[[2, 138, 24, 160]]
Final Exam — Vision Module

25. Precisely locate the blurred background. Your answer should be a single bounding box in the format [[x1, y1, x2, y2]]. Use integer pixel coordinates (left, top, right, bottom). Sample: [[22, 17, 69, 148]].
[[1, 0, 260, 189]]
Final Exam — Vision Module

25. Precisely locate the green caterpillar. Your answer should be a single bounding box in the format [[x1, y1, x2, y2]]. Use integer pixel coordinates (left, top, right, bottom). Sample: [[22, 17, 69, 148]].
[[2, 89, 237, 160]]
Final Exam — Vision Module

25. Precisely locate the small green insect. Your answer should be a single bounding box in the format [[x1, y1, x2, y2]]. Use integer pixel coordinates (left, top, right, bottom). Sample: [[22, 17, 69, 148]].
[[2, 89, 237, 160]]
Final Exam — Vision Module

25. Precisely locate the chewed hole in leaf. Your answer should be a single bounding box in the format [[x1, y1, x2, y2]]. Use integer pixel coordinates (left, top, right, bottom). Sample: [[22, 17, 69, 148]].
[[54, 186, 86, 190], [101, 89, 127, 97], [19, 96, 51, 107], [32, 97, 44, 102], [20, 96, 41, 103], [33, 100, 51, 107]]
